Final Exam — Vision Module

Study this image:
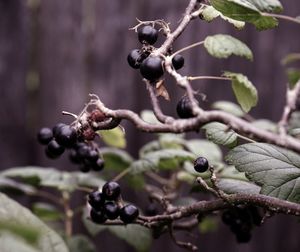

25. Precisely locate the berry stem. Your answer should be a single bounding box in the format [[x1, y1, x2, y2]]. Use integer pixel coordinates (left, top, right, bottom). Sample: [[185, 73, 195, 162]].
[[171, 41, 204, 57], [237, 133, 256, 143], [263, 13, 300, 25], [112, 167, 131, 182], [62, 191, 73, 239], [188, 76, 231, 82]]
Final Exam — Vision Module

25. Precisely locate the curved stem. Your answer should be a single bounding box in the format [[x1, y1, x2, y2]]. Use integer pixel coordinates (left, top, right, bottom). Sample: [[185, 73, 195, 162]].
[[263, 13, 300, 25], [188, 76, 231, 82], [171, 41, 204, 57], [112, 167, 131, 182]]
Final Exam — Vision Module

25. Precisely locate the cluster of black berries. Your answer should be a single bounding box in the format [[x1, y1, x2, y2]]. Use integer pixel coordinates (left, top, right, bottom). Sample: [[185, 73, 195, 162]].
[[88, 181, 139, 224], [222, 206, 262, 243], [127, 25, 185, 82], [37, 123, 104, 173], [194, 156, 209, 173]]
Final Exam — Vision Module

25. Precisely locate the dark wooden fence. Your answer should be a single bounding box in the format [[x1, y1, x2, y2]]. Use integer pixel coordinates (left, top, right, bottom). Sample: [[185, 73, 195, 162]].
[[0, 0, 299, 251]]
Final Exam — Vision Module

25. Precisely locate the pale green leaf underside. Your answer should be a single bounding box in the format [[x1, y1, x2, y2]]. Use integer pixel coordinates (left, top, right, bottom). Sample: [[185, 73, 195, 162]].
[[218, 178, 260, 194], [212, 100, 245, 117], [98, 127, 126, 149], [0, 193, 69, 252], [209, 0, 279, 30], [223, 71, 258, 112], [204, 34, 253, 60], [202, 122, 238, 147], [226, 143, 300, 203]]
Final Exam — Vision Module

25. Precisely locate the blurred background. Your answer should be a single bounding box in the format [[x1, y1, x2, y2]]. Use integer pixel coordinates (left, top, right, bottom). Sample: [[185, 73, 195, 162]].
[[0, 0, 299, 251]]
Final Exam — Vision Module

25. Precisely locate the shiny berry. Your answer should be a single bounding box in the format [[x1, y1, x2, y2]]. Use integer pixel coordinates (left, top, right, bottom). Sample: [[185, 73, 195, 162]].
[[92, 159, 105, 171], [88, 191, 105, 211], [52, 123, 67, 136], [103, 202, 119, 220], [79, 165, 90, 173], [176, 96, 194, 119], [172, 54, 185, 70], [102, 181, 121, 200], [194, 157, 209, 173], [37, 127, 53, 145], [138, 26, 158, 45], [127, 49, 147, 69], [140, 56, 164, 81], [54, 125, 77, 148], [90, 208, 107, 224], [77, 145, 91, 159], [69, 149, 82, 164], [46, 140, 65, 157], [236, 231, 252, 243], [86, 149, 99, 163], [120, 204, 139, 224]]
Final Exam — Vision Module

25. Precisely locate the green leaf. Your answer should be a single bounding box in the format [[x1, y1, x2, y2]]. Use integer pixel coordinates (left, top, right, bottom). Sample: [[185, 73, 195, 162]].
[[223, 71, 258, 112], [204, 34, 253, 60], [98, 127, 126, 148], [286, 68, 300, 88], [218, 178, 260, 194], [251, 119, 278, 133], [199, 217, 218, 233], [185, 140, 223, 164], [67, 235, 96, 252], [100, 147, 133, 171], [201, 5, 245, 29], [32, 203, 63, 222], [0, 177, 36, 194], [139, 141, 161, 157], [247, 0, 283, 13], [140, 110, 161, 124], [158, 133, 186, 149], [226, 143, 300, 203], [212, 100, 245, 117], [202, 122, 238, 147], [0, 233, 39, 252], [177, 171, 197, 184], [108, 225, 152, 252], [0, 193, 69, 252], [129, 160, 157, 174], [209, 0, 279, 30]]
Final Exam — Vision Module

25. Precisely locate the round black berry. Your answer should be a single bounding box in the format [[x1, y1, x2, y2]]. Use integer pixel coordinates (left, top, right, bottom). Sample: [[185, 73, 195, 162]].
[[145, 203, 158, 217], [120, 204, 139, 224], [249, 206, 262, 226], [37, 127, 53, 145], [54, 125, 77, 148], [140, 56, 164, 81], [90, 208, 107, 224], [221, 210, 235, 225], [102, 181, 121, 201], [127, 49, 147, 69], [88, 190, 105, 211], [52, 123, 67, 136], [103, 202, 120, 220], [176, 96, 194, 119], [236, 231, 252, 243], [86, 149, 99, 163], [69, 149, 82, 164], [138, 25, 158, 45], [46, 140, 65, 157], [194, 157, 209, 173], [172, 54, 185, 70], [77, 145, 91, 159], [79, 164, 91, 173], [92, 159, 105, 171]]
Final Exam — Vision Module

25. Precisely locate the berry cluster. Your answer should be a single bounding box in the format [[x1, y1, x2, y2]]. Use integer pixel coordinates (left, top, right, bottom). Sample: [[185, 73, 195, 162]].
[[194, 156, 209, 173], [37, 122, 105, 173], [88, 181, 139, 224], [221, 206, 262, 243], [127, 25, 185, 82]]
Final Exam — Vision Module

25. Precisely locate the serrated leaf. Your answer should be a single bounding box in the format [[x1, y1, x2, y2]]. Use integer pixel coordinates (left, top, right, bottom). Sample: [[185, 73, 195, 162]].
[[218, 178, 260, 194], [212, 100, 245, 117], [185, 140, 223, 164], [204, 34, 253, 60], [226, 143, 300, 203], [67, 235, 96, 252], [0, 193, 69, 252], [201, 6, 245, 29], [202, 122, 238, 147], [247, 0, 283, 13], [209, 0, 279, 30], [98, 127, 126, 148], [223, 71, 258, 112], [100, 147, 133, 171], [108, 225, 152, 252]]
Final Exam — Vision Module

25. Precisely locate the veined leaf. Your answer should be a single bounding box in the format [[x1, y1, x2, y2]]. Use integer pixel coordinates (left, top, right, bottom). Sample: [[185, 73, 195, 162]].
[[218, 178, 260, 194], [204, 34, 253, 60], [212, 100, 245, 117], [209, 0, 279, 30], [202, 122, 238, 147], [98, 127, 126, 148], [226, 143, 300, 203], [223, 71, 258, 112], [100, 147, 133, 171]]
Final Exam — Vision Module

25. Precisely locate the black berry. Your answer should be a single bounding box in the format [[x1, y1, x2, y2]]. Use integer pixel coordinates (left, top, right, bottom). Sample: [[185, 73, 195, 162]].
[[221, 210, 235, 225], [86, 149, 99, 163], [236, 231, 252, 243], [103, 202, 120, 220], [120, 204, 139, 224], [46, 140, 65, 157], [52, 123, 67, 136], [102, 181, 121, 201], [54, 125, 77, 148], [79, 164, 91, 173], [92, 159, 105, 171], [37, 127, 53, 145], [138, 25, 158, 45], [140, 56, 164, 81], [145, 203, 158, 216], [90, 208, 107, 224], [176, 96, 194, 119], [172, 54, 185, 70], [127, 49, 147, 69], [69, 149, 82, 164], [194, 157, 209, 173], [88, 190, 105, 211], [77, 145, 91, 159]]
